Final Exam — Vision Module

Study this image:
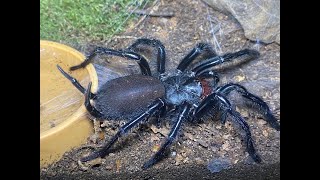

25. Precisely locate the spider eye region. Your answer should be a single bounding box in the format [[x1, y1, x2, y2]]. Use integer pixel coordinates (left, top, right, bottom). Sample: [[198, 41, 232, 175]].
[[164, 75, 203, 105]]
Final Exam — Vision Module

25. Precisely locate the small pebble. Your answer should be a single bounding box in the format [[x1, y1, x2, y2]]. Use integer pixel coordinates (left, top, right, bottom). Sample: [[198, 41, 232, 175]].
[[116, 159, 121, 173], [150, 133, 160, 142], [184, 132, 195, 141], [105, 165, 112, 170], [207, 158, 232, 173], [183, 157, 189, 163], [171, 151, 177, 157], [197, 139, 209, 148], [150, 124, 170, 136], [175, 154, 184, 165], [223, 134, 231, 139], [234, 75, 245, 82], [262, 130, 269, 137], [222, 142, 230, 150], [152, 144, 161, 152], [195, 157, 204, 164], [257, 119, 267, 126]]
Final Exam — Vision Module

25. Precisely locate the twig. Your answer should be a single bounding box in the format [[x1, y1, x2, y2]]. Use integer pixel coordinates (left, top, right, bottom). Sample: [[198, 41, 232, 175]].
[[106, 0, 160, 44], [110, 35, 138, 40], [128, 0, 160, 31], [132, 9, 175, 18]]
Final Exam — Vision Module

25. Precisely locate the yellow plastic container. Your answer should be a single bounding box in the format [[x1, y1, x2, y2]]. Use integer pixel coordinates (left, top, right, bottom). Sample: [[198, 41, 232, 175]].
[[40, 40, 98, 168]]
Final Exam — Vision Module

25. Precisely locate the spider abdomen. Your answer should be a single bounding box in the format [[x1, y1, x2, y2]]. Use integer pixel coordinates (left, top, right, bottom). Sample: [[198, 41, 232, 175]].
[[95, 74, 165, 120]]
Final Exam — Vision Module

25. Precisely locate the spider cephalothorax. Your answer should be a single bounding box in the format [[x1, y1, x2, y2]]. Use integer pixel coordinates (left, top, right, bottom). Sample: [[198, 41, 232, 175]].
[[57, 38, 280, 169]]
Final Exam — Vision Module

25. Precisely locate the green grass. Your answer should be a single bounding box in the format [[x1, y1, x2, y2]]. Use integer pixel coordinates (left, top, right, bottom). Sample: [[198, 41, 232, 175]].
[[40, 0, 147, 44]]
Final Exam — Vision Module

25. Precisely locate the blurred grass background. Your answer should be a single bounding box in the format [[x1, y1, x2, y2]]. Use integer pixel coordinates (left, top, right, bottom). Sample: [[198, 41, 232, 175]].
[[40, 0, 149, 44]]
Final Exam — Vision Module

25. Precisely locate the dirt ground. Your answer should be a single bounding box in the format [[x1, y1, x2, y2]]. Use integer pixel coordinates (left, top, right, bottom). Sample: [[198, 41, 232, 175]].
[[40, 0, 280, 179]]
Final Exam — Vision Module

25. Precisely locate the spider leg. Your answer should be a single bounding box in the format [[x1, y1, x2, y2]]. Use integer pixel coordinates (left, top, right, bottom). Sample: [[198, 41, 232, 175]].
[[191, 49, 260, 74], [154, 106, 167, 128], [56, 65, 97, 99], [193, 93, 229, 122], [80, 98, 165, 163], [84, 82, 103, 118], [196, 70, 220, 82], [177, 43, 216, 72], [127, 38, 166, 75], [69, 47, 152, 76], [194, 93, 261, 163], [216, 83, 280, 131], [227, 108, 262, 163], [142, 102, 191, 169], [183, 70, 220, 86]]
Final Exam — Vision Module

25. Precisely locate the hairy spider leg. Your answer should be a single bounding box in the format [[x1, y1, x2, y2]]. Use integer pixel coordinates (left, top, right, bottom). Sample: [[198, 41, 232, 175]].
[[183, 70, 220, 87], [217, 83, 280, 131], [56, 65, 97, 99], [154, 104, 167, 128], [84, 82, 104, 118], [228, 109, 262, 163], [194, 93, 262, 163], [196, 70, 220, 83], [143, 102, 191, 169], [192, 49, 260, 75], [127, 38, 166, 75], [80, 98, 165, 163], [177, 43, 216, 72], [69, 47, 152, 76]]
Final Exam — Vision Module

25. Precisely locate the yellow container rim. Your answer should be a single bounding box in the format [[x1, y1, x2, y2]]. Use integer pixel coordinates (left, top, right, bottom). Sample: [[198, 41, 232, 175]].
[[40, 40, 98, 167]]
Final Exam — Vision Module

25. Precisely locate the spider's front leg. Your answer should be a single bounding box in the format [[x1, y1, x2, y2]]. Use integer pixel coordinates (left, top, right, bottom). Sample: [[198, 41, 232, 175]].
[[191, 49, 260, 74], [194, 93, 262, 163], [177, 43, 215, 72], [84, 82, 103, 118], [143, 102, 191, 169], [127, 38, 166, 75], [57, 65, 97, 99], [69, 47, 152, 76], [216, 83, 280, 130], [80, 98, 165, 163]]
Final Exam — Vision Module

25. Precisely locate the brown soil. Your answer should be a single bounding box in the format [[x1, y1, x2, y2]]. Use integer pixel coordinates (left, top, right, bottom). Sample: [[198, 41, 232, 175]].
[[40, 0, 280, 179]]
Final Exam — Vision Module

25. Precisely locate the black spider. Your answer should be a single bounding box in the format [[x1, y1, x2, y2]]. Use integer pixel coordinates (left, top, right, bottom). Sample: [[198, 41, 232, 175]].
[[57, 38, 280, 169]]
